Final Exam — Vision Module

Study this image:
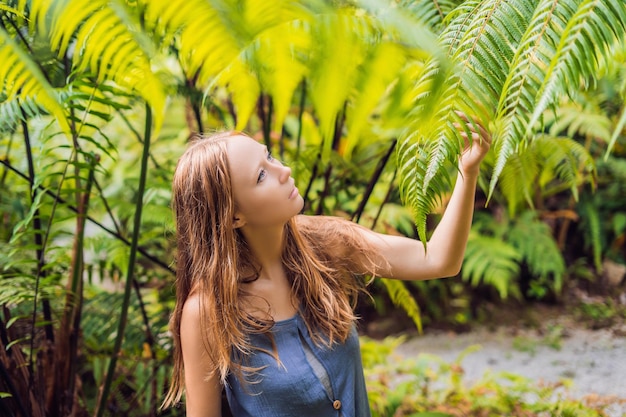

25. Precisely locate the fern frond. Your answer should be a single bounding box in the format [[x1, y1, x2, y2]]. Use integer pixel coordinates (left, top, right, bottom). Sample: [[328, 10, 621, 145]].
[[495, 134, 594, 214], [534, 135, 595, 200], [379, 278, 422, 333], [0, 95, 47, 132], [397, 0, 534, 237], [307, 10, 372, 151], [449, 0, 534, 113], [397, 140, 448, 241], [0, 28, 69, 133], [496, 148, 538, 216], [400, 0, 464, 30], [26, 0, 166, 128], [344, 41, 407, 159], [462, 231, 522, 299], [528, 0, 626, 131], [140, 0, 307, 131], [545, 93, 612, 143], [0, 274, 62, 306], [508, 211, 565, 293]]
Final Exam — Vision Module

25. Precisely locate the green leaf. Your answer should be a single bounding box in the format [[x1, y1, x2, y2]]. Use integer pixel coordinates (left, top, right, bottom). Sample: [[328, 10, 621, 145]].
[[0, 29, 69, 134]]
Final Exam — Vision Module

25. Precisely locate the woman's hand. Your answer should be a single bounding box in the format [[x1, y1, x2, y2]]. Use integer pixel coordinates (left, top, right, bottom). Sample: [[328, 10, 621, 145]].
[[454, 112, 491, 176]]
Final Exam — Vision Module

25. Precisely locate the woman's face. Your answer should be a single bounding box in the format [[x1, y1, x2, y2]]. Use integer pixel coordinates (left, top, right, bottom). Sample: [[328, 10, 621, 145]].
[[227, 135, 304, 228]]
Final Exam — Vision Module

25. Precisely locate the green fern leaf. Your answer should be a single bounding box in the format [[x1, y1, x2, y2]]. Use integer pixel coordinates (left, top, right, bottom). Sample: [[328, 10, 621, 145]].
[[463, 231, 522, 299], [26, 0, 166, 128], [578, 199, 603, 271], [528, 0, 626, 131], [535, 135, 595, 200], [509, 211, 565, 293], [379, 278, 422, 333], [0, 29, 69, 133], [497, 148, 538, 215], [400, 0, 463, 30]]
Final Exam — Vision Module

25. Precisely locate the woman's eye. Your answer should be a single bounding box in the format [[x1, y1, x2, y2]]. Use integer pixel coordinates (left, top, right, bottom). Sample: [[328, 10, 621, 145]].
[[267, 152, 274, 162], [257, 169, 267, 183]]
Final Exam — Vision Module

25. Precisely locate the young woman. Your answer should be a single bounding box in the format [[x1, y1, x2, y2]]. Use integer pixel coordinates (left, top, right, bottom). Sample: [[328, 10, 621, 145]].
[[163, 119, 491, 417]]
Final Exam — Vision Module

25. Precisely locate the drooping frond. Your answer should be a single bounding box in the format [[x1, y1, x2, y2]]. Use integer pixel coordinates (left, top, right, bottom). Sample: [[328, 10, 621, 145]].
[[492, 0, 626, 197], [535, 135, 595, 199], [397, 139, 450, 241], [0, 28, 68, 132], [395, 0, 626, 237], [24, 0, 166, 128], [0, 95, 46, 132], [462, 230, 522, 299], [379, 278, 422, 333], [396, 0, 537, 240], [528, 0, 626, 129], [343, 41, 407, 159], [400, 0, 464, 30], [508, 211, 566, 293], [545, 93, 613, 144], [496, 146, 539, 215], [496, 134, 595, 215], [138, 0, 445, 146]]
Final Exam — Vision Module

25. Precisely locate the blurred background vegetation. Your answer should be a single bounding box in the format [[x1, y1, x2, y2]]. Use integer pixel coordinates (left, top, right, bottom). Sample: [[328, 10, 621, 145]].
[[1, 0, 625, 416]]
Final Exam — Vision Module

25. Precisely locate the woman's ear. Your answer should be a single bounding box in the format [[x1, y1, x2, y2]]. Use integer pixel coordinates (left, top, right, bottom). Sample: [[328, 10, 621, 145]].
[[232, 216, 246, 229]]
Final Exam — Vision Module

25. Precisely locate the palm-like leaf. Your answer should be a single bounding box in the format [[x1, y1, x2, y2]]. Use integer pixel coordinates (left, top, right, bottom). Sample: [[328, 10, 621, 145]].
[[463, 231, 521, 299], [24, 0, 166, 128], [0, 28, 68, 132], [495, 134, 594, 215], [379, 278, 423, 333], [139, 0, 316, 131], [508, 211, 566, 293], [398, 0, 626, 238]]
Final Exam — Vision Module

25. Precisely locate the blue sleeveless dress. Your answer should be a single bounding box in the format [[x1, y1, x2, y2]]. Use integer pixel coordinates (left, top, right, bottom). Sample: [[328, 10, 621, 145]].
[[225, 313, 371, 417]]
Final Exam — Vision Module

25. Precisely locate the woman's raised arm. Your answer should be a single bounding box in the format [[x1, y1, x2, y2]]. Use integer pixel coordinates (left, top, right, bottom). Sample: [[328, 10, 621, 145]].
[[353, 115, 491, 281]]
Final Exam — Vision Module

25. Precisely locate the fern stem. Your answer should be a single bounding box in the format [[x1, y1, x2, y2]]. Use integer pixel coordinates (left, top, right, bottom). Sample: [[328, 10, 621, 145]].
[[182, 68, 204, 132], [0, 133, 15, 219], [0, 159, 174, 274], [352, 139, 397, 223], [0, 362, 26, 417], [257, 94, 273, 149], [0, 309, 30, 417], [371, 169, 398, 231], [315, 105, 346, 215], [117, 109, 167, 179], [20, 114, 54, 386], [315, 164, 333, 215], [294, 80, 307, 181], [56, 153, 98, 415], [302, 150, 321, 211], [95, 103, 152, 417]]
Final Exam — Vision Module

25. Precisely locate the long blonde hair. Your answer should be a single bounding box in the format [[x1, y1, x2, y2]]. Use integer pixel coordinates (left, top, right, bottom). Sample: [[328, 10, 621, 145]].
[[162, 132, 378, 408]]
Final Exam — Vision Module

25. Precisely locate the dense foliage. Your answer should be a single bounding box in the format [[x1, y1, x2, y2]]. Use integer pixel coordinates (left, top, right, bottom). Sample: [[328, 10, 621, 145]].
[[0, 0, 625, 415]]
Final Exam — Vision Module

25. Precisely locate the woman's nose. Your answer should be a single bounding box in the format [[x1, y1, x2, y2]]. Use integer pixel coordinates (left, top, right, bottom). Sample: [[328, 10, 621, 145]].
[[279, 165, 291, 183]]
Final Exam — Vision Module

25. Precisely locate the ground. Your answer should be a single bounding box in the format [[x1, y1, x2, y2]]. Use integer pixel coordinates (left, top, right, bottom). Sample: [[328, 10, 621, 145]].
[[364, 284, 626, 416]]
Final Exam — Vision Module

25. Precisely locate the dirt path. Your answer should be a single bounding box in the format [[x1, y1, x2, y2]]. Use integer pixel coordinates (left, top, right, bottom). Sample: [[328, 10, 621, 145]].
[[396, 321, 626, 416]]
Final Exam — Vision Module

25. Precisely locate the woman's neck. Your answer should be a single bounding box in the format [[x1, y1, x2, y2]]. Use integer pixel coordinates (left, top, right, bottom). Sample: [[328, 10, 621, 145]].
[[239, 223, 286, 274]]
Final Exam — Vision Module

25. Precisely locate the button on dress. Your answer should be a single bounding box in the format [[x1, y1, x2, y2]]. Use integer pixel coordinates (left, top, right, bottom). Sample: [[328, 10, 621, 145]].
[[225, 313, 371, 417]]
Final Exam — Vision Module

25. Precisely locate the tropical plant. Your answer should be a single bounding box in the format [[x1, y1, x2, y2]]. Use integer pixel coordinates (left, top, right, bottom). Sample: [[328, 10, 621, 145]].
[[362, 336, 619, 417], [1, 0, 626, 415], [463, 210, 566, 300]]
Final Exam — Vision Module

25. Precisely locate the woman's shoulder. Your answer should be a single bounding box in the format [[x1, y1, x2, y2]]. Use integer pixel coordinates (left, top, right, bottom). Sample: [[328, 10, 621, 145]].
[[294, 214, 383, 276], [295, 214, 371, 242], [294, 213, 357, 229], [181, 292, 203, 328]]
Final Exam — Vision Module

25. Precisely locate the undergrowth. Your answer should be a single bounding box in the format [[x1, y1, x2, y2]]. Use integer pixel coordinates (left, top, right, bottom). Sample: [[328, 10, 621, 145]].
[[361, 336, 626, 417]]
